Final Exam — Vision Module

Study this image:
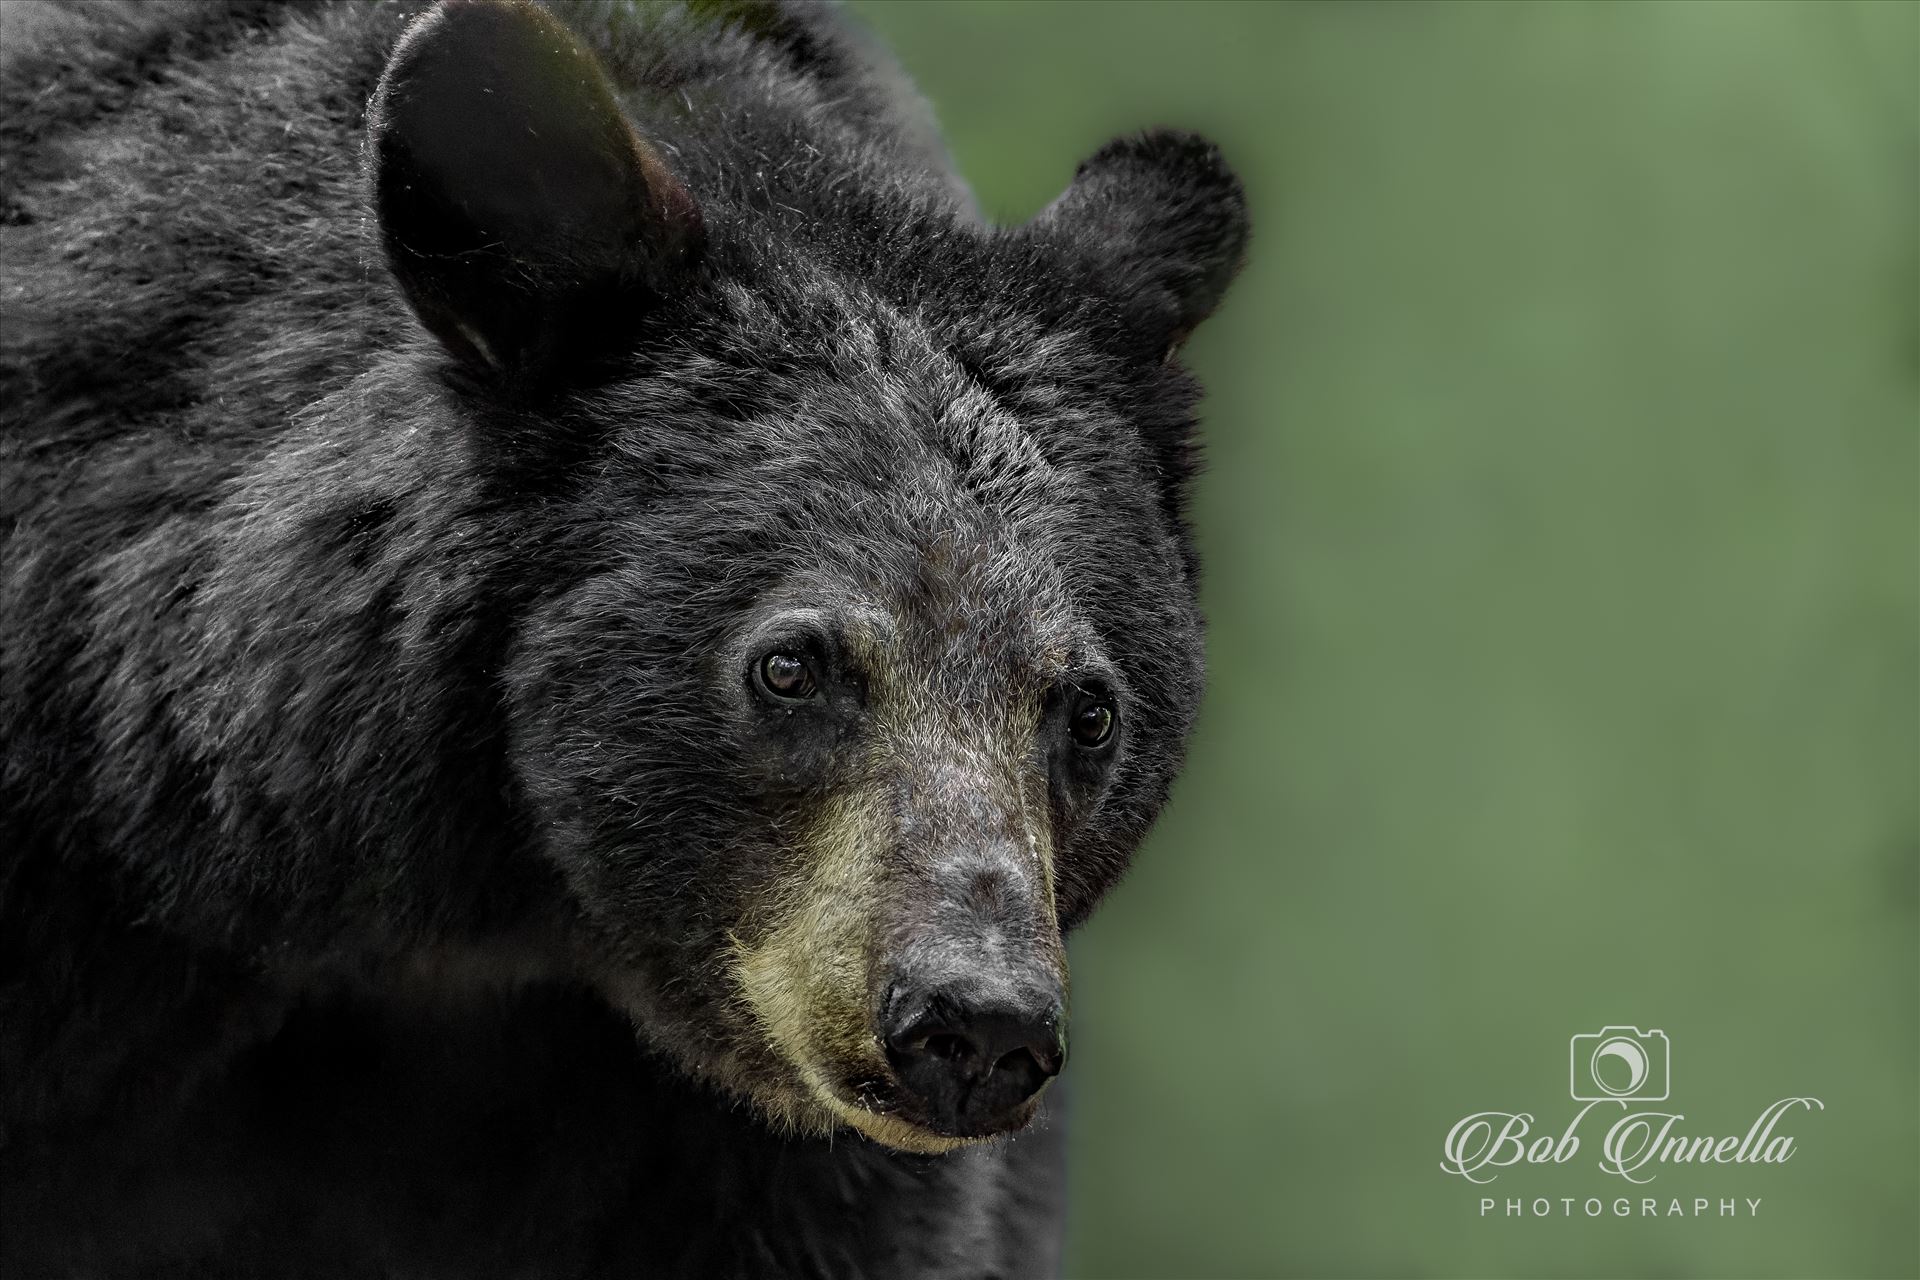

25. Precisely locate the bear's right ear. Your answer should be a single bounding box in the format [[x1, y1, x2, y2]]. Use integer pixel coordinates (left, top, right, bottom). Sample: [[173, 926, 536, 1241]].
[[1032, 130, 1248, 361], [367, 0, 702, 384]]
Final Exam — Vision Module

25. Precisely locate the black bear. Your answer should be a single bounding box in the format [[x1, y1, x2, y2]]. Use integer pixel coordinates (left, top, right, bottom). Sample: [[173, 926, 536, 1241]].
[[0, 1, 1246, 1275]]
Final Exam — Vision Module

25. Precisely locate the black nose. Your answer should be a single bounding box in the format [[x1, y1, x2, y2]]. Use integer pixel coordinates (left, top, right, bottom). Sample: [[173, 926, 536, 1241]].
[[882, 985, 1065, 1136]]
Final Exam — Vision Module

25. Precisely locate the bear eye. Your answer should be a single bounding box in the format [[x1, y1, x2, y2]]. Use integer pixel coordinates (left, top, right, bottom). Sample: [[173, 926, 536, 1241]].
[[753, 650, 817, 703], [1069, 694, 1117, 750]]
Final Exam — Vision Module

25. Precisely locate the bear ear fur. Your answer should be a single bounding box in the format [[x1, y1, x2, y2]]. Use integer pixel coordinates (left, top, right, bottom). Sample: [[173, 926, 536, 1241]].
[[1033, 130, 1248, 357], [367, 0, 703, 384]]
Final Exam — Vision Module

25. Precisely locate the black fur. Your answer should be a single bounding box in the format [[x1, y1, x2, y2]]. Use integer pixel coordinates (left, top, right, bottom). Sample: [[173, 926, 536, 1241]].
[[0, 2, 1247, 1275]]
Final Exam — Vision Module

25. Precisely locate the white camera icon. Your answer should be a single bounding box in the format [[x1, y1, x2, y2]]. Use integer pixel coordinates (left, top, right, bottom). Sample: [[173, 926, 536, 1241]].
[[1570, 1026, 1670, 1102]]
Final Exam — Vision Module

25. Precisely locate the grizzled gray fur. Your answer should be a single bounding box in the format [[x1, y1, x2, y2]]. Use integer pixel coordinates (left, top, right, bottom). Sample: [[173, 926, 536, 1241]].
[[0, 0, 1247, 1275]]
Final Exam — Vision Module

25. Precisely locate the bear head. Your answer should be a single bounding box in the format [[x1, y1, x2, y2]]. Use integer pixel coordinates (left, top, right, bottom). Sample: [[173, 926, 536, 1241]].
[[364, 0, 1246, 1153]]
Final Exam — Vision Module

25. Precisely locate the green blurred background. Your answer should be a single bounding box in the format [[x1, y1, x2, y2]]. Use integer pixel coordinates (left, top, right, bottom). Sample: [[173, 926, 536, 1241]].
[[848, 3, 1918, 1277]]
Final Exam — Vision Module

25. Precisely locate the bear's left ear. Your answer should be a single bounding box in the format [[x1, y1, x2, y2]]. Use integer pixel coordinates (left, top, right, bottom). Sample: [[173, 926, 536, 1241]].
[[1033, 130, 1248, 358], [366, 0, 703, 385]]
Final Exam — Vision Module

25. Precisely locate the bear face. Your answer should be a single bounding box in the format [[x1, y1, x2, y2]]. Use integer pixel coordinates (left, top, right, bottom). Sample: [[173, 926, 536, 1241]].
[[502, 283, 1210, 1152], [359, 0, 1247, 1155]]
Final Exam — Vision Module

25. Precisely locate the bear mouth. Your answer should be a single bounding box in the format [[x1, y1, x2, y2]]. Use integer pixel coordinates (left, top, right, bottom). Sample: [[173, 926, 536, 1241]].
[[794, 1062, 1032, 1155], [789, 1051, 1054, 1154], [810, 1075, 983, 1155]]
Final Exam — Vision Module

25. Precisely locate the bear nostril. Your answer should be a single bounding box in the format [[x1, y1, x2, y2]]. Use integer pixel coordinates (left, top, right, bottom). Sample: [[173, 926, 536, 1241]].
[[994, 1046, 1037, 1075], [924, 1032, 971, 1062]]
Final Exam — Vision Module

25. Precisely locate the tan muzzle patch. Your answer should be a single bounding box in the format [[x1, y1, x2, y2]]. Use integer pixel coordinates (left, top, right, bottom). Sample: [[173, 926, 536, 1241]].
[[732, 787, 983, 1154]]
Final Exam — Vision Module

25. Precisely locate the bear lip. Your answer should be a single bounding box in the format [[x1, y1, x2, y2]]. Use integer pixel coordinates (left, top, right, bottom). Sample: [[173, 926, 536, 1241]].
[[808, 1061, 1051, 1151]]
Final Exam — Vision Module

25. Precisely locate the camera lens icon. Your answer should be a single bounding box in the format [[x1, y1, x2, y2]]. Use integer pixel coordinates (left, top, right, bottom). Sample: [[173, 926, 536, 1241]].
[[1570, 1027, 1669, 1102]]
